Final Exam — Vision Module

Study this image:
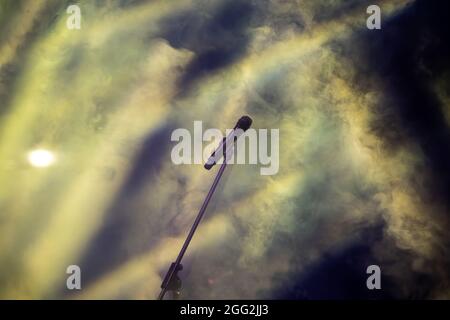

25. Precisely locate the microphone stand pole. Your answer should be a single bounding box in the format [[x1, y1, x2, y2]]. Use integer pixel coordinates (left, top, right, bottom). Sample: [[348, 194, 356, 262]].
[[158, 159, 228, 300]]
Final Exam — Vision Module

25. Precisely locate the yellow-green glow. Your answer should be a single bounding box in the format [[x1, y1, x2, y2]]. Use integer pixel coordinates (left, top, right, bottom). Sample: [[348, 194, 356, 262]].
[[1, 0, 449, 300]]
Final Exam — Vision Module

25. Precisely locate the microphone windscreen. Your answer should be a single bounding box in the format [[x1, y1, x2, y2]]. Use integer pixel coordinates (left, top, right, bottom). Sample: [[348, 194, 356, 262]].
[[235, 115, 252, 131]]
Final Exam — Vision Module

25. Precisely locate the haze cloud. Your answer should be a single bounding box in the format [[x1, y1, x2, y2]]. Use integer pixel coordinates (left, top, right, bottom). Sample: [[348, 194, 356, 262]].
[[0, 0, 449, 299]]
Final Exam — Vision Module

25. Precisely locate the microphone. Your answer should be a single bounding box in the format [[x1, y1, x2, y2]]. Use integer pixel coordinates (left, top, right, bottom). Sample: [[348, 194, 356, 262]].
[[204, 115, 252, 170]]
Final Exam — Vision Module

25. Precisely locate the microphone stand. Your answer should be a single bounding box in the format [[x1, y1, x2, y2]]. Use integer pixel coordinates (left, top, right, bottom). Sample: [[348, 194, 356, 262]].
[[158, 152, 229, 300]]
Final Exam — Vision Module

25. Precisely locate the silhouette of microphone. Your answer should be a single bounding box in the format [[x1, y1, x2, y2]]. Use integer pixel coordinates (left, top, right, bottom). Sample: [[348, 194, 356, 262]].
[[159, 115, 253, 300], [204, 115, 252, 170]]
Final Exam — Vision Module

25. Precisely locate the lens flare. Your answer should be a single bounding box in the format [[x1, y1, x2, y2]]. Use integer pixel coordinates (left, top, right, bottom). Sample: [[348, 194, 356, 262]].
[[27, 149, 56, 168]]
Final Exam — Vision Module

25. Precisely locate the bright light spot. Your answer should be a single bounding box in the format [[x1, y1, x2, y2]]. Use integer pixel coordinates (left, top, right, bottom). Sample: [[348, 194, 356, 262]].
[[27, 149, 56, 168]]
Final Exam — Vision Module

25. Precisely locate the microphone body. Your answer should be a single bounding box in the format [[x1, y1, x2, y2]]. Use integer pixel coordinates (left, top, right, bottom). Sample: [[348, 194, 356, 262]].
[[204, 116, 252, 170]]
